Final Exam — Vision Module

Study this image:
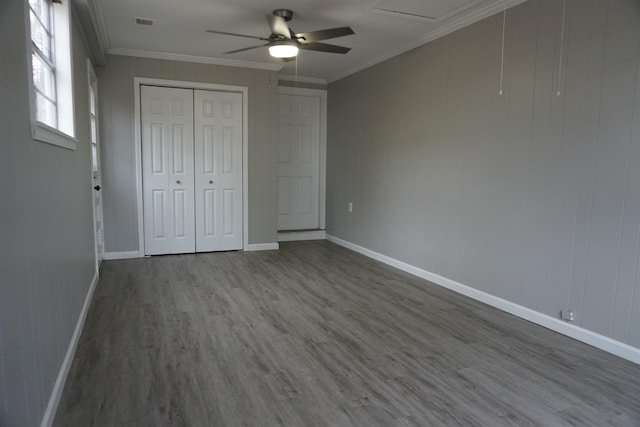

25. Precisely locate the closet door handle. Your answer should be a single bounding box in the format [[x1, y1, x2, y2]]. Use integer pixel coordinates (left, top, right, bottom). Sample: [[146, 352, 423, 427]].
[[176, 180, 181, 185]]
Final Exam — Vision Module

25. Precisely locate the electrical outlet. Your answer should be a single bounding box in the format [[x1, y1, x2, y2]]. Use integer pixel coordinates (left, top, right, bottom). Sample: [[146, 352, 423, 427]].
[[348, 202, 353, 213], [561, 310, 574, 322]]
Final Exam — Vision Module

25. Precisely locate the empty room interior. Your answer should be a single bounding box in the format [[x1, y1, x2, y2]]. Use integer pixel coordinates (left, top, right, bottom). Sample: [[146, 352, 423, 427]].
[[2, 0, 640, 425]]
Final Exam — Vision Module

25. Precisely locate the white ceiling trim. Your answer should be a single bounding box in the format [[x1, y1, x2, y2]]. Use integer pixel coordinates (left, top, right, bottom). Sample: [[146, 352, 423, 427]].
[[278, 75, 327, 85], [108, 48, 284, 71], [328, 0, 529, 83]]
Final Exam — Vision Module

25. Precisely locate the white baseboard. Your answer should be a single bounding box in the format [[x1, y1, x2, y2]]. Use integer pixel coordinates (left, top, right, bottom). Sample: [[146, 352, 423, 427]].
[[40, 271, 99, 427], [245, 242, 280, 251], [103, 251, 142, 260], [326, 234, 640, 365], [278, 230, 326, 242]]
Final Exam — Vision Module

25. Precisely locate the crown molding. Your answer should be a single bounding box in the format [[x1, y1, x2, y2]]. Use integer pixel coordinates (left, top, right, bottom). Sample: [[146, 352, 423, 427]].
[[328, 0, 529, 83], [108, 48, 284, 71], [70, 0, 108, 65], [89, 0, 111, 52], [278, 74, 327, 85]]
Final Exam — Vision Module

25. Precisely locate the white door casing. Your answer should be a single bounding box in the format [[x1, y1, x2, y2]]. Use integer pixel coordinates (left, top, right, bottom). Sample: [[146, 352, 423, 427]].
[[88, 60, 104, 271], [278, 93, 322, 231], [194, 90, 243, 251], [134, 78, 249, 256], [141, 86, 196, 255]]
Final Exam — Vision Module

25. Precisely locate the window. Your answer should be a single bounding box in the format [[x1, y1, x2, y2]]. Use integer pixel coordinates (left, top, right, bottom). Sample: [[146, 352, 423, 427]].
[[29, 0, 56, 127], [27, 0, 76, 149]]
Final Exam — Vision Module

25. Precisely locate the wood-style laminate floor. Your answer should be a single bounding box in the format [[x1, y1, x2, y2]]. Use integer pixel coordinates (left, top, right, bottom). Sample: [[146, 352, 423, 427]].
[[54, 241, 640, 426]]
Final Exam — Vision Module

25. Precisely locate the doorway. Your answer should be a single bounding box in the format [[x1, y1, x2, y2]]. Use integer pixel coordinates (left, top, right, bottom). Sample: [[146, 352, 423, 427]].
[[277, 87, 326, 235]]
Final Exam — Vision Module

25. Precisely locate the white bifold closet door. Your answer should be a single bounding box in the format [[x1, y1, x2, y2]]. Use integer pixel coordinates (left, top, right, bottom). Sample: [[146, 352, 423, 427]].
[[193, 89, 243, 252], [141, 85, 242, 255]]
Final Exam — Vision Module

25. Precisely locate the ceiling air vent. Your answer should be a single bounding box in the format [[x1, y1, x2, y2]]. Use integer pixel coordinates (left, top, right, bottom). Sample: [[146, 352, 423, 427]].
[[135, 17, 154, 26]]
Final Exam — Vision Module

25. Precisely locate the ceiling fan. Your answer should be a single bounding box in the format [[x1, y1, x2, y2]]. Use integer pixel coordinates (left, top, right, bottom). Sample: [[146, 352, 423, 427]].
[[206, 9, 355, 59]]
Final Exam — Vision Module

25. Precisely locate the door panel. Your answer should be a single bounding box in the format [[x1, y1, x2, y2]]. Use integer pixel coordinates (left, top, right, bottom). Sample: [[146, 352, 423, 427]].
[[151, 125, 164, 173], [277, 94, 320, 230], [173, 189, 188, 237], [298, 176, 313, 214], [204, 189, 216, 237], [194, 90, 243, 251], [223, 189, 234, 235], [142, 86, 195, 255], [152, 189, 166, 238]]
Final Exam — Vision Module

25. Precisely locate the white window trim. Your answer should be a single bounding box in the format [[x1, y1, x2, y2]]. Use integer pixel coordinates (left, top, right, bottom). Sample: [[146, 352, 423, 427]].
[[25, 0, 78, 150], [32, 120, 77, 149]]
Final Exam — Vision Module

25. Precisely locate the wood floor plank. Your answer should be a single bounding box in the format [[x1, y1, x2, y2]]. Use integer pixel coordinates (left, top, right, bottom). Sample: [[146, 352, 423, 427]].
[[54, 241, 640, 426]]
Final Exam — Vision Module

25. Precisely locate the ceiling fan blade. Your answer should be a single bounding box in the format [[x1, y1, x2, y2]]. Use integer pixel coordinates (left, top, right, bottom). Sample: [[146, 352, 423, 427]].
[[224, 43, 270, 54], [206, 30, 270, 41], [295, 27, 354, 43], [298, 42, 351, 54], [266, 15, 291, 39]]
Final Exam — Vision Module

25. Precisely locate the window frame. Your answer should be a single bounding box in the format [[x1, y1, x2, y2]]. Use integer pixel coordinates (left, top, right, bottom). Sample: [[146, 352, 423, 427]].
[[30, 0, 58, 128], [25, 0, 77, 150]]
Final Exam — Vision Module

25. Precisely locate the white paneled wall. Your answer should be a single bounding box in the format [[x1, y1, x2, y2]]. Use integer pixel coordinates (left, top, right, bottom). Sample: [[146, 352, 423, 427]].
[[327, 0, 640, 350]]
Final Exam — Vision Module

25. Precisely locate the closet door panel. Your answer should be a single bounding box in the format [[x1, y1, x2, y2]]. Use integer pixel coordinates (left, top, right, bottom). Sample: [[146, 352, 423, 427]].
[[194, 90, 243, 251], [141, 86, 195, 255]]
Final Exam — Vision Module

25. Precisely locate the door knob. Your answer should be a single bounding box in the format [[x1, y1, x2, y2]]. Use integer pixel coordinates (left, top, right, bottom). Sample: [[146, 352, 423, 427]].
[[209, 180, 214, 184], [94, 185, 101, 191], [176, 180, 181, 184]]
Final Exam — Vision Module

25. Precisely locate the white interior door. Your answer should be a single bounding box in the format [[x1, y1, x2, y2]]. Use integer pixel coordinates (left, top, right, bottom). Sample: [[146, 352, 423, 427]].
[[277, 94, 321, 230], [194, 90, 243, 251], [141, 85, 195, 255], [88, 61, 104, 271]]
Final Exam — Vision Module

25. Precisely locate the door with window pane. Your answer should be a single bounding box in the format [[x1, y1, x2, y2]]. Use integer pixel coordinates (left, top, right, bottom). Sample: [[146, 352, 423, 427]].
[[88, 62, 104, 271]]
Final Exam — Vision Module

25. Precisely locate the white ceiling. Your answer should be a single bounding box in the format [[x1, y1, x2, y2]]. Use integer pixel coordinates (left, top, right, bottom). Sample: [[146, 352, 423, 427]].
[[93, 0, 525, 83]]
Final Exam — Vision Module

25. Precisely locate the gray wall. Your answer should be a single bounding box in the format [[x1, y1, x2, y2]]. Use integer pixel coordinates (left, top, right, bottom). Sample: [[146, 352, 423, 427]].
[[327, 0, 640, 348], [98, 56, 279, 252], [0, 2, 97, 426]]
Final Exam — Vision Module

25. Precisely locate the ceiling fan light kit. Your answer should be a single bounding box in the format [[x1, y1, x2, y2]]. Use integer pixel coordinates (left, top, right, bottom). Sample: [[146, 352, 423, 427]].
[[269, 41, 299, 58]]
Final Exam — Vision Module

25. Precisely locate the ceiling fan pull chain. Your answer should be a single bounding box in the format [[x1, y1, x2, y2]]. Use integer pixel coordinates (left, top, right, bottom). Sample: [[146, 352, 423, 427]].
[[556, 0, 567, 96], [498, 0, 507, 96], [295, 56, 298, 92]]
